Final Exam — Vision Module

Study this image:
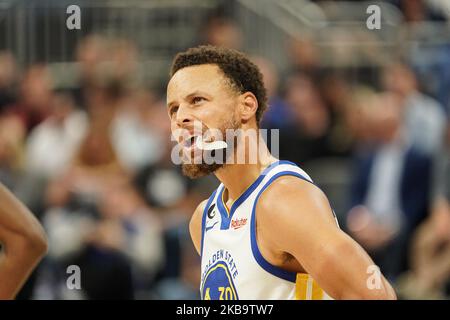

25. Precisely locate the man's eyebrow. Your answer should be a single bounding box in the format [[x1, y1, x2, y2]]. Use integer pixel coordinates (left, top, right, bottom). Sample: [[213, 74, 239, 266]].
[[186, 91, 209, 99], [167, 91, 210, 108], [167, 100, 177, 109]]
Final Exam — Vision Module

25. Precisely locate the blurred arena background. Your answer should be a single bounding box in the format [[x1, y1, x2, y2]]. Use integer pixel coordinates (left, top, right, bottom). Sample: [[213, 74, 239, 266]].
[[0, 0, 449, 299]]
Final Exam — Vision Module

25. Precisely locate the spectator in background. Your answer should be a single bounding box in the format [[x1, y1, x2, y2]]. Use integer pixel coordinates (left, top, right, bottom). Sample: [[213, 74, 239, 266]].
[[0, 51, 19, 111], [347, 92, 432, 279], [76, 35, 109, 85], [108, 38, 139, 86], [200, 14, 243, 49], [287, 35, 321, 79], [25, 91, 88, 179], [396, 196, 450, 299], [345, 87, 380, 148], [411, 43, 450, 115], [280, 71, 332, 163], [112, 89, 166, 172], [68, 89, 126, 197], [96, 180, 164, 280], [74, 35, 138, 109], [0, 113, 25, 189], [396, 121, 450, 298], [252, 56, 297, 130], [382, 62, 447, 155], [393, 0, 448, 23], [319, 73, 354, 156], [10, 65, 53, 134], [73, 34, 109, 109], [0, 51, 21, 188]]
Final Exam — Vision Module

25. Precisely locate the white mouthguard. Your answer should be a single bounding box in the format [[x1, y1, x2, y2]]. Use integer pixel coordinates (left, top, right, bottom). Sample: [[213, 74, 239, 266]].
[[195, 136, 228, 151]]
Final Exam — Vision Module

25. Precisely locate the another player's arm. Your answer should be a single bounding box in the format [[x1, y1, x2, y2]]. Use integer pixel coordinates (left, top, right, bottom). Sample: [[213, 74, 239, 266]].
[[0, 183, 48, 299], [189, 200, 208, 255], [257, 177, 397, 300]]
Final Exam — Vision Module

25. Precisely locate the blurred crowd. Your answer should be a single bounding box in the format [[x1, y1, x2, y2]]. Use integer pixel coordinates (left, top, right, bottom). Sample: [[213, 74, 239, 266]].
[[0, 0, 449, 300], [0, 36, 213, 299]]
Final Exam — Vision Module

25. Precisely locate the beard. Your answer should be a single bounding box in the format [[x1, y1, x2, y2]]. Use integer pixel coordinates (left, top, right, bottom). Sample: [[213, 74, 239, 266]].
[[182, 117, 240, 179], [182, 160, 223, 179]]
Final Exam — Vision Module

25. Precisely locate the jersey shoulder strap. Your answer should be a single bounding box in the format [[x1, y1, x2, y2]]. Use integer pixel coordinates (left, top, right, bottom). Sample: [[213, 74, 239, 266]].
[[259, 160, 314, 185]]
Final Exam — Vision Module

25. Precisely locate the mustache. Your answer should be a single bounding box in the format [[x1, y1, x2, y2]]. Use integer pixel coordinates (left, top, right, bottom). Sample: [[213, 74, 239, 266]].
[[173, 119, 241, 147]]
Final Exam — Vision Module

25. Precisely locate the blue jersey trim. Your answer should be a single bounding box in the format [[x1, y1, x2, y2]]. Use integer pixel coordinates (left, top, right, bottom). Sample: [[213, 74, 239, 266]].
[[250, 170, 315, 283], [200, 189, 218, 258], [216, 160, 296, 230]]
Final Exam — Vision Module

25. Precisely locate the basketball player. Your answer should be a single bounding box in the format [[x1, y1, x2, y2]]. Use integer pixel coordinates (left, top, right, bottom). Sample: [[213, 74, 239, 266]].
[[166, 45, 396, 300], [0, 183, 48, 299]]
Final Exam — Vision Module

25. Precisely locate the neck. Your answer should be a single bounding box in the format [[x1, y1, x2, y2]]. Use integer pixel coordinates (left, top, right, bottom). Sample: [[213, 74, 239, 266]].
[[214, 136, 278, 202]]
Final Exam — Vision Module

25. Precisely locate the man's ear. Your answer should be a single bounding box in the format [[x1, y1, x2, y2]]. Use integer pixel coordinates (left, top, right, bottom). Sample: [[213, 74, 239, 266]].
[[239, 92, 258, 123]]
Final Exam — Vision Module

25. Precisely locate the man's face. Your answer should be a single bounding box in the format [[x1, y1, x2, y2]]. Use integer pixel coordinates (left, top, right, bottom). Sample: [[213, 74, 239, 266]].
[[166, 64, 241, 178]]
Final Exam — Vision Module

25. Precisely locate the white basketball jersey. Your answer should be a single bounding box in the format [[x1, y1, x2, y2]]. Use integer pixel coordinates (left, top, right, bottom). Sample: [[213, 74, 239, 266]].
[[200, 160, 335, 300]]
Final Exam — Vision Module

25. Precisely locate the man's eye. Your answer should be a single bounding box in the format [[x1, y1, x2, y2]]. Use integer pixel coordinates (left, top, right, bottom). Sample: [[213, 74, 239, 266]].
[[192, 97, 205, 104], [170, 106, 179, 116]]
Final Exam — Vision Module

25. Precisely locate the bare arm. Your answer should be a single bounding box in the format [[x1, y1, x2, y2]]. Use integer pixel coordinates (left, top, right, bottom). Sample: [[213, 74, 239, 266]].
[[257, 176, 396, 300], [189, 200, 207, 255], [0, 183, 48, 299]]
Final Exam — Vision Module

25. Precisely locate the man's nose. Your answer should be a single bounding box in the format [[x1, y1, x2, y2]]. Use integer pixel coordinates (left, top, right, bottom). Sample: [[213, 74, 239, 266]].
[[175, 104, 194, 127]]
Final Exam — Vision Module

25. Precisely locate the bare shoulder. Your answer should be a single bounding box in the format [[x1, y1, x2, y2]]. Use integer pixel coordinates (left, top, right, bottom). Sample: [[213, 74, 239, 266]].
[[256, 175, 336, 226], [189, 199, 209, 255]]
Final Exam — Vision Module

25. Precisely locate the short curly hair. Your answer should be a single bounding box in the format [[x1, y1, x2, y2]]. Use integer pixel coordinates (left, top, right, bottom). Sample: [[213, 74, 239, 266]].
[[170, 45, 268, 124]]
